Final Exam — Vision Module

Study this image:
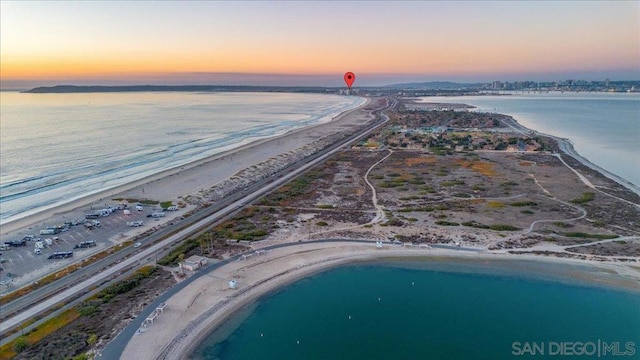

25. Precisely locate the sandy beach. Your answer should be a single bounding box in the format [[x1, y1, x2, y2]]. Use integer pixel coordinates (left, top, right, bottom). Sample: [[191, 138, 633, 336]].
[[4, 94, 639, 359], [0, 98, 374, 237], [115, 241, 639, 360], [0, 96, 381, 293], [109, 98, 640, 359]]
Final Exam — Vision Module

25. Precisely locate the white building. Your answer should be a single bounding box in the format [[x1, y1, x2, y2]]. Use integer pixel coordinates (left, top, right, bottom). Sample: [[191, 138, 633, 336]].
[[179, 255, 209, 271]]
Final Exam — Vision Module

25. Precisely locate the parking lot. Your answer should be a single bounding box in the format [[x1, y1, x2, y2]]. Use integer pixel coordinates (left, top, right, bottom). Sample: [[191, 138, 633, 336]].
[[0, 201, 182, 291]]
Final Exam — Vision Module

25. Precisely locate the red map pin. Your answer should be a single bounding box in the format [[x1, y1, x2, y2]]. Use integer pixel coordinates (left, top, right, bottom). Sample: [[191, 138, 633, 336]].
[[344, 72, 355, 89]]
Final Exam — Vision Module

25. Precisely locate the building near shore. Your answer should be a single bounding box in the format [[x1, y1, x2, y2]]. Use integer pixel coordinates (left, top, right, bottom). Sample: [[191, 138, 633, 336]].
[[179, 255, 208, 271]]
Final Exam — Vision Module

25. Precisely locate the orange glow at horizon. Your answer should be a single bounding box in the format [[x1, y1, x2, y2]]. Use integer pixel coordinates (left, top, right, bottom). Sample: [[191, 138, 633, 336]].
[[1, 1, 638, 83]]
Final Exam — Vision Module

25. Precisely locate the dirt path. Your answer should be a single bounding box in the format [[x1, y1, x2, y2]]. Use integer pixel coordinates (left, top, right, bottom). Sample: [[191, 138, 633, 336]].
[[364, 149, 393, 224]]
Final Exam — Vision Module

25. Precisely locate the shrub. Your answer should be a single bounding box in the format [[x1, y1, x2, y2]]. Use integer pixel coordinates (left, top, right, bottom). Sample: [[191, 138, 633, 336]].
[[552, 222, 573, 228], [440, 180, 465, 187], [435, 220, 459, 226], [316, 204, 334, 209], [13, 336, 29, 353], [78, 304, 98, 317], [316, 221, 329, 226], [421, 186, 436, 193], [489, 224, 520, 231], [461, 221, 490, 229], [510, 201, 537, 207], [157, 238, 199, 266], [562, 232, 618, 239], [487, 201, 505, 209], [570, 192, 595, 204]]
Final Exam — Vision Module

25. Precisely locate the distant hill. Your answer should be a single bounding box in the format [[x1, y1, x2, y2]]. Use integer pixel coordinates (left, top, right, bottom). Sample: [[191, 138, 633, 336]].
[[23, 85, 333, 93], [384, 81, 486, 90]]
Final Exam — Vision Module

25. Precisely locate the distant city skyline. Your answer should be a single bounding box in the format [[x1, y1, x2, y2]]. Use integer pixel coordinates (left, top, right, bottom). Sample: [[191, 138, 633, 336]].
[[1, 1, 638, 89]]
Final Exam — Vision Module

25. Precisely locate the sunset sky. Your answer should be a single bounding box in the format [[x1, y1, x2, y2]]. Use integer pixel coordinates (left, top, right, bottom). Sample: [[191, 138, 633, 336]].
[[1, 1, 638, 88]]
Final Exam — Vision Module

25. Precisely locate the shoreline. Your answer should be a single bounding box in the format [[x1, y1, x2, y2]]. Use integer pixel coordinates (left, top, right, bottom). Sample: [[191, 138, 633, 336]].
[[111, 243, 639, 360], [112, 98, 640, 359], [5, 93, 638, 357], [0, 96, 369, 235], [411, 97, 640, 197], [498, 114, 640, 197]]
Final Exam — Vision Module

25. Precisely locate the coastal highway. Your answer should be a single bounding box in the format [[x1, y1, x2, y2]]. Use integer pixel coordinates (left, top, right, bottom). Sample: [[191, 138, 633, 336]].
[[0, 97, 395, 339]]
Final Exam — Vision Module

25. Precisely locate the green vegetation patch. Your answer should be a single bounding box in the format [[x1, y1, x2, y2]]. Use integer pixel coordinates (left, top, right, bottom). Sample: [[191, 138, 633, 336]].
[[262, 169, 327, 205], [378, 181, 404, 188], [462, 221, 520, 231], [562, 232, 618, 240], [399, 195, 421, 201], [510, 201, 537, 207], [0, 307, 81, 358], [552, 222, 573, 228], [96, 265, 157, 301], [489, 224, 520, 231], [316, 204, 334, 209], [487, 201, 505, 209], [435, 220, 459, 226], [408, 178, 425, 185], [160, 201, 173, 209], [461, 221, 490, 229], [570, 192, 595, 204], [157, 238, 200, 266], [440, 180, 465, 187]]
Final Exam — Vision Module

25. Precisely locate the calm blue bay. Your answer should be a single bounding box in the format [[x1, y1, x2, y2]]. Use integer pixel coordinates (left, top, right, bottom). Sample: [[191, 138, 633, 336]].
[[192, 261, 639, 360]]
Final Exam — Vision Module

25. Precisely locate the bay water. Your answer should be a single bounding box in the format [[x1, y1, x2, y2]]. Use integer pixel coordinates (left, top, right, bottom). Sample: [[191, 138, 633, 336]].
[[192, 261, 640, 360]]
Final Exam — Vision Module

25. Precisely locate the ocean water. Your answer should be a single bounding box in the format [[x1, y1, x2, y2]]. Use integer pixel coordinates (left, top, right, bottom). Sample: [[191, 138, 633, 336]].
[[0, 92, 365, 223], [419, 92, 640, 187], [192, 262, 640, 360]]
